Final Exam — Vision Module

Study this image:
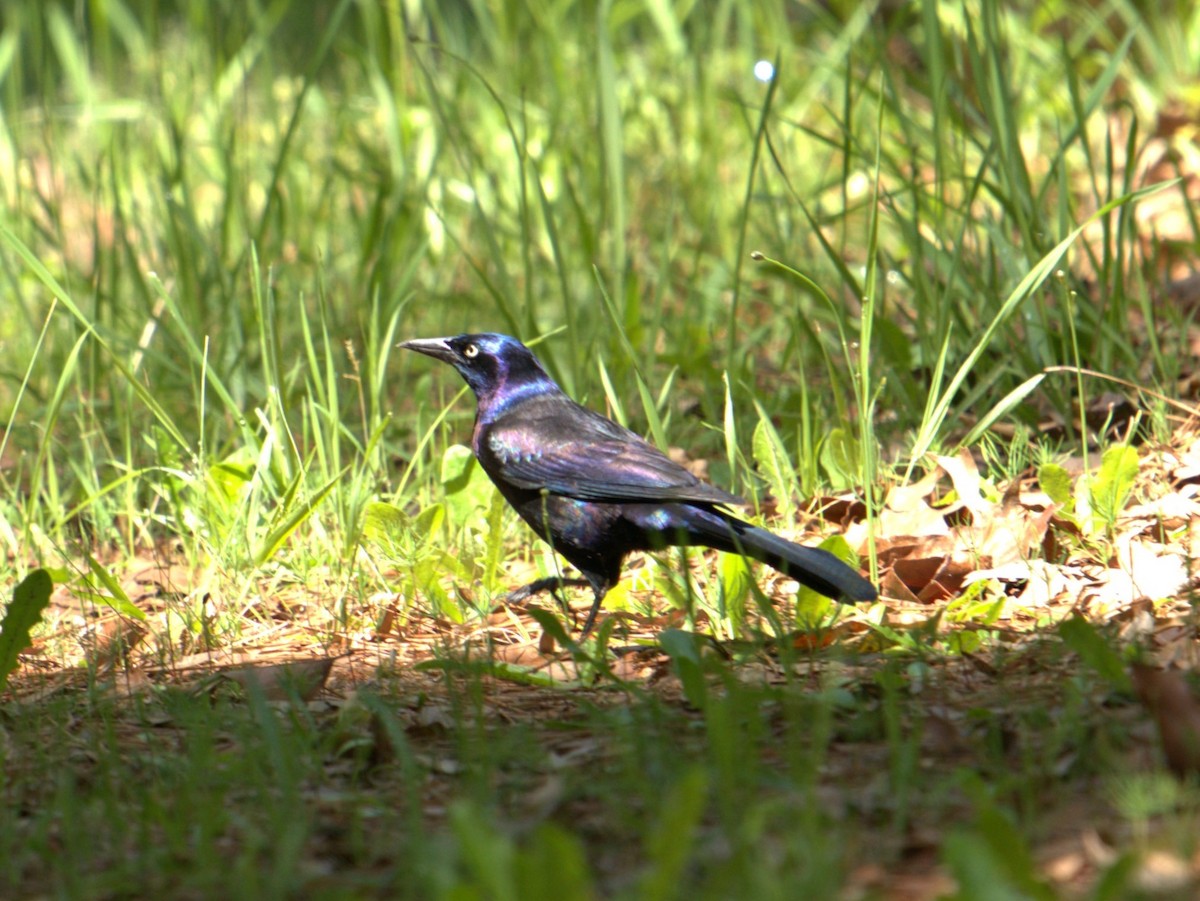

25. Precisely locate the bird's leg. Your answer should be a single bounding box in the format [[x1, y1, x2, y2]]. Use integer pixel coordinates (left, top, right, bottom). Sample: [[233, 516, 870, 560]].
[[577, 573, 617, 638], [504, 577, 591, 620], [578, 587, 606, 638], [504, 577, 612, 636]]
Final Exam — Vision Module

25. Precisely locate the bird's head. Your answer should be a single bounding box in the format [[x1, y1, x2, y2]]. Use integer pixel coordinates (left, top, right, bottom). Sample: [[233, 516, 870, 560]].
[[399, 333, 553, 404]]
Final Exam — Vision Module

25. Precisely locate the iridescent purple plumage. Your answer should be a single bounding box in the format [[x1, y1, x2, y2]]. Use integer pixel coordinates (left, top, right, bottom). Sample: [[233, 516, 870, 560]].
[[400, 333, 877, 634]]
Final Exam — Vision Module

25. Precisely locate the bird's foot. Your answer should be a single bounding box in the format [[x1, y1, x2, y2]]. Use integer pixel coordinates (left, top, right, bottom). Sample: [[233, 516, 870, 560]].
[[505, 577, 591, 605], [505, 577, 592, 625], [505, 577, 607, 638], [579, 597, 604, 638]]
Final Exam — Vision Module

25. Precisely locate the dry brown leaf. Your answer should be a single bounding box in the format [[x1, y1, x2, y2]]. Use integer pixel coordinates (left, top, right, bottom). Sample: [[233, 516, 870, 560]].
[[1042, 848, 1087, 885], [1116, 540, 1191, 601], [934, 450, 989, 516], [967, 560, 1087, 609], [878, 503, 950, 539], [409, 702, 456, 735], [920, 706, 972, 757], [891, 556, 950, 598], [223, 657, 335, 702], [1082, 543, 1191, 617], [804, 494, 869, 527], [607, 649, 668, 682], [875, 538, 934, 566], [1173, 437, 1200, 484], [958, 499, 1055, 569], [129, 562, 194, 591], [1125, 492, 1200, 525], [876, 538, 980, 604], [1131, 664, 1200, 778], [885, 468, 944, 513], [79, 618, 148, 672], [879, 468, 950, 538], [880, 567, 922, 604], [1130, 849, 1195, 894], [1150, 623, 1200, 670]]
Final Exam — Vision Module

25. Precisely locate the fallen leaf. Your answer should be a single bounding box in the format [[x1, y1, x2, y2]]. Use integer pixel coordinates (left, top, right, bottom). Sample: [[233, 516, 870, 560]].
[[934, 450, 990, 516], [1125, 492, 1200, 525], [967, 560, 1086, 608], [79, 618, 148, 672], [1131, 848, 1193, 893], [1131, 664, 1200, 777], [880, 568, 922, 604], [223, 657, 335, 702], [885, 468, 944, 513], [971, 498, 1056, 568]]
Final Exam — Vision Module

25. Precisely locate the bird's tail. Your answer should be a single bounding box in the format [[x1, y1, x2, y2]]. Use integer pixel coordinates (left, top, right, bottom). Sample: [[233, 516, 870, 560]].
[[681, 507, 877, 602]]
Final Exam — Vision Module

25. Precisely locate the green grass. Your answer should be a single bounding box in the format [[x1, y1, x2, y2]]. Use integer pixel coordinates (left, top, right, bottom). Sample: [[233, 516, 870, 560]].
[[1, 0, 1198, 896], [0, 636, 1140, 899]]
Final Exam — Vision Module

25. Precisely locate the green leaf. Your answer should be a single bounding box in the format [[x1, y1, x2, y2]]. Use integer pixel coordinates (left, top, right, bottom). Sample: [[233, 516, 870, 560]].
[[439, 443, 475, 485], [483, 660, 583, 690], [85, 555, 147, 621], [0, 222, 191, 453], [795, 584, 837, 625], [1037, 462, 1072, 507], [751, 403, 797, 519], [818, 428, 860, 490], [482, 489, 507, 590], [440, 444, 495, 531], [412, 558, 456, 620], [1090, 853, 1138, 901], [1090, 445, 1139, 532], [513, 823, 595, 900], [1058, 614, 1132, 694], [865, 620, 919, 651], [0, 569, 53, 691], [717, 552, 751, 633], [641, 767, 709, 901], [634, 371, 668, 451], [525, 606, 575, 649], [208, 460, 253, 505], [943, 809, 1056, 901], [906, 180, 1175, 470], [796, 534, 860, 623], [449, 801, 516, 900], [412, 504, 446, 539], [362, 500, 408, 544], [254, 465, 349, 565], [959, 373, 1046, 448], [658, 628, 707, 709], [366, 500, 442, 542]]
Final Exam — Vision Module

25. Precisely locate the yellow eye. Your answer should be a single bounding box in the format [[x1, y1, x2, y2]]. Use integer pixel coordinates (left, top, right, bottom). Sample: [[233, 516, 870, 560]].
[[463, 343, 479, 359]]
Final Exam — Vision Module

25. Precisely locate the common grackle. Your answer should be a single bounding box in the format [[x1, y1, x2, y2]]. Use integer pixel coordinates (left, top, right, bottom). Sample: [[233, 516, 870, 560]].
[[401, 333, 877, 634]]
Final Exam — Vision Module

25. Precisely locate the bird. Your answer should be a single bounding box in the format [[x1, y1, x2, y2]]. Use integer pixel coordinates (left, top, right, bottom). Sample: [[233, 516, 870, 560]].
[[400, 333, 877, 635]]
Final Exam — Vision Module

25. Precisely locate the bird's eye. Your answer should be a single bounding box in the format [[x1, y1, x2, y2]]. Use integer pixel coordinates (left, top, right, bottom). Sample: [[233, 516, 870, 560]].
[[463, 343, 479, 359]]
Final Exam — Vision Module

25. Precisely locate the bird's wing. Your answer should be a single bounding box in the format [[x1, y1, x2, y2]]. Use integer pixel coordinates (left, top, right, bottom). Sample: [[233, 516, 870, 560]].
[[482, 398, 744, 505]]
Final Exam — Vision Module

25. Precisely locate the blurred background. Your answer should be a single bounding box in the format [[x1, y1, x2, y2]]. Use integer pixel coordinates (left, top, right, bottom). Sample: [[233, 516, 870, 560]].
[[0, 0, 1197, 560]]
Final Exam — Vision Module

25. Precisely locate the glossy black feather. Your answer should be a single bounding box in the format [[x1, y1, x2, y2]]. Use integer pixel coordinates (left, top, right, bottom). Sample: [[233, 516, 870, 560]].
[[483, 392, 741, 504], [401, 333, 877, 634]]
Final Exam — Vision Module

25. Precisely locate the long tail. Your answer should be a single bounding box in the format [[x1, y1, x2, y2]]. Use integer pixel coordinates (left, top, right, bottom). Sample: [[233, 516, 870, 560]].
[[673, 506, 877, 602]]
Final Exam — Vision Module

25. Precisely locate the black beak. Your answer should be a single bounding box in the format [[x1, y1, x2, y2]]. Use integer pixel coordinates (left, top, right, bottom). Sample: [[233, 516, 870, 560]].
[[398, 337, 457, 363]]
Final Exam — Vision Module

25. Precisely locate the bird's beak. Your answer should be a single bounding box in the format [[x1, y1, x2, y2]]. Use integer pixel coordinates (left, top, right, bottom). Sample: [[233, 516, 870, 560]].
[[398, 337, 457, 363]]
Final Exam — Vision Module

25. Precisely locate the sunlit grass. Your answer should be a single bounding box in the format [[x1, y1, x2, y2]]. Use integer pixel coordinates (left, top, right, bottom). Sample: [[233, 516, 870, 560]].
[[0, 0, 1196, 895]]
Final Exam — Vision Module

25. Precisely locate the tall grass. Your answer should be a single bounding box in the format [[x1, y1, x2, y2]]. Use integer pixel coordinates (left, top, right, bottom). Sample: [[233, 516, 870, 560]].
[[0, 2, 1193, 896], [0, 0, 1189, 609]]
